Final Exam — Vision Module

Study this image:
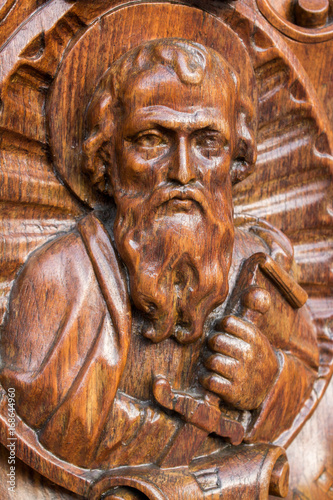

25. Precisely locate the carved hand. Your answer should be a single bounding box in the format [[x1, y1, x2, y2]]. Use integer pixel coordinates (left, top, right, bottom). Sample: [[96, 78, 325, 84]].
[[201, 292, 280, 411]]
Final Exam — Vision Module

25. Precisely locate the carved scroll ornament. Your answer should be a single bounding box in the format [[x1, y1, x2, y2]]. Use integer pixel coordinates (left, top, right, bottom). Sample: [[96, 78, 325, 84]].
[[0, 2, 332, 499]]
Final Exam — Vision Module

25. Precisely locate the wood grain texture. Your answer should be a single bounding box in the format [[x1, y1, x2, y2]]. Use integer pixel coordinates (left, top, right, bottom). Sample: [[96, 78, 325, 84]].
[[256, 0, 333, 41], [0, 377, 331, 499], [295, 0, 330, 28], [0, 442, 84, 500], [0, 0, 332, 499]]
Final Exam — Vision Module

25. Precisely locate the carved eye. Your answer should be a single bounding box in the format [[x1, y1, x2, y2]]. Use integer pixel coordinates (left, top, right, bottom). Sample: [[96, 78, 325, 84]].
[[134, 131, 168, 149], [193, 131, 225, 159], [130, 130, 169, 160]]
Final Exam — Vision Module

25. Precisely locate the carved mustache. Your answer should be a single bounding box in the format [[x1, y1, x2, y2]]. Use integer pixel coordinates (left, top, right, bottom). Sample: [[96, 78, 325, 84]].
[[147, 184, 210, 213]]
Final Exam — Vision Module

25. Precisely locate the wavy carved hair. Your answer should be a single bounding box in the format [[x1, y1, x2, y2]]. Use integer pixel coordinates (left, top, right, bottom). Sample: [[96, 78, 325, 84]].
[[82, 38, 257, 195]]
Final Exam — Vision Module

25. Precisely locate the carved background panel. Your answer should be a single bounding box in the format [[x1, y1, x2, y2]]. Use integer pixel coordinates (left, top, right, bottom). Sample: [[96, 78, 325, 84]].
[[0, 0, 332, 499]]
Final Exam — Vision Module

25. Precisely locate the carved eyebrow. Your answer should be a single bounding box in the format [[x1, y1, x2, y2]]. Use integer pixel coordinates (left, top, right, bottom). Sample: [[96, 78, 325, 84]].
[[124, 106, 230, 140]]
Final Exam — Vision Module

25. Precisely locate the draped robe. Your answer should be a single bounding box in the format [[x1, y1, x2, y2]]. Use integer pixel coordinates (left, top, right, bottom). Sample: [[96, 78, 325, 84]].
[[0, 213, 319, 469]]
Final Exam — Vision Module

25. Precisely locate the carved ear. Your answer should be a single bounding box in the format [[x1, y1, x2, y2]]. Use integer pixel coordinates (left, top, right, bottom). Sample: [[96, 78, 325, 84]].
[[230, 104, 257, 185], [82, 94, 115, 195]]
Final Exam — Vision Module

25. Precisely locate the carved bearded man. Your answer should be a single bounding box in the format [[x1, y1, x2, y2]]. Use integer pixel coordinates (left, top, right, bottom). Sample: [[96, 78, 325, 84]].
[[0, 40, 318, 470]]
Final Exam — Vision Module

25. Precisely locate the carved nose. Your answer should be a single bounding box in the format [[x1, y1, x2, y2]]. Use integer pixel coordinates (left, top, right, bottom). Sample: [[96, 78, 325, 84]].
[[168, 136, 196, 185]]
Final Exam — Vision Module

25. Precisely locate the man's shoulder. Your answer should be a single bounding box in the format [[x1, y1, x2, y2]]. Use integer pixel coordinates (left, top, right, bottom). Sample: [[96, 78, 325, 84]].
[[233, 215, 294, 269], [18, 220, 93, 288], [228, 215, 295, 296], [31, 225, 86, 267], [1, 215, 111, 371]]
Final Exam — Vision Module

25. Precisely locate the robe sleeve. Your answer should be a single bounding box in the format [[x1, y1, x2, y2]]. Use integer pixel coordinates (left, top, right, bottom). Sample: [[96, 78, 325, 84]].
[[0, 215, 131, 468], [239, 220, 319, 444], [245, 349, 317, 443]]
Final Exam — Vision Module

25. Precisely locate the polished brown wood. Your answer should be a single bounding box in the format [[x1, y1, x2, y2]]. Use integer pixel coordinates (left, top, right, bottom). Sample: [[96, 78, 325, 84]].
[[256, 0, 333, 41], [0, 1, 332, 499], [295, 0, 330, 28]]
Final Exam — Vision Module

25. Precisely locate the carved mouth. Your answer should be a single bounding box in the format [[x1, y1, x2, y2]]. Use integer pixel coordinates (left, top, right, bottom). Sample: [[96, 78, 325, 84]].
[[157, 189, 205, 212], [163, 197, 197, 211]]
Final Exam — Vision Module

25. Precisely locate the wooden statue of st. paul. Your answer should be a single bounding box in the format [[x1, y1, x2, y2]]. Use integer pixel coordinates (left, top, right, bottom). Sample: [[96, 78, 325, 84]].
[[0, 1, 331, 499]]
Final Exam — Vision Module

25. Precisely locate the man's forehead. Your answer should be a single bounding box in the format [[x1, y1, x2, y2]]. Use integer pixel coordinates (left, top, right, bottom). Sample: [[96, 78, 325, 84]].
[[121, 64, 233, 113], [120, 65, 234, 134], [122, 106, 231, 138]]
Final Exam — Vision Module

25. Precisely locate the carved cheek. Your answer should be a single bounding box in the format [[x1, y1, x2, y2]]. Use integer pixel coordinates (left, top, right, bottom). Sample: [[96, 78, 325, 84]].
[[118, 145, 159, 190], [210, 172, 234, 223], [197, 155, 232, 194]]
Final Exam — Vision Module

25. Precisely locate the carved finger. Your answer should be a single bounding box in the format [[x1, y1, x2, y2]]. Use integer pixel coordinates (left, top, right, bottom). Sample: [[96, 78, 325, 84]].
[[205, 354, 237, 380], [200, 373, 234, 402], [208, 332, 247, 359], [241, 287, 271, 314], [219, 315, 256, 343], [239, 287, 271, 325]]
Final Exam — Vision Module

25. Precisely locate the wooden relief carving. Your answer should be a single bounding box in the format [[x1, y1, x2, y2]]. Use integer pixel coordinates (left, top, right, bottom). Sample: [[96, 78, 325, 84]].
[[0, 1, 332, 499], [256, 0, 333, 42]]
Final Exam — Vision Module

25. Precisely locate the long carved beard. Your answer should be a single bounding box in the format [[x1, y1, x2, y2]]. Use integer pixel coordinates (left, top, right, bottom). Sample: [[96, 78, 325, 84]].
[[113, 183, 234, 344]]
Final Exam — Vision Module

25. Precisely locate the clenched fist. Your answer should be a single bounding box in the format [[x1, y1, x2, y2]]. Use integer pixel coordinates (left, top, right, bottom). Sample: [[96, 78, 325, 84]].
[[201, 311, 279, 411]]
